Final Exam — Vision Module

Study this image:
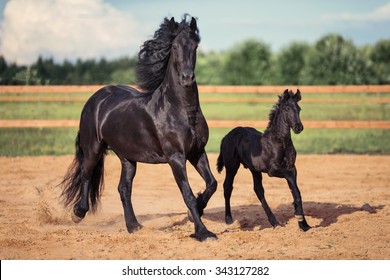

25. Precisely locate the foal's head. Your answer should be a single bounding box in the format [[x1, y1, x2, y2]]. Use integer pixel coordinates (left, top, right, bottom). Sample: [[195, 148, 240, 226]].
[[279, 89, 303, 134]]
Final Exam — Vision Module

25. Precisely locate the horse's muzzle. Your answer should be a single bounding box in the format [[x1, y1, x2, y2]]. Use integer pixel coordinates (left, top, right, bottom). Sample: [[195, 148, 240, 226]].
[[293, 123, 304, 134], [180, 70, 195, 87]]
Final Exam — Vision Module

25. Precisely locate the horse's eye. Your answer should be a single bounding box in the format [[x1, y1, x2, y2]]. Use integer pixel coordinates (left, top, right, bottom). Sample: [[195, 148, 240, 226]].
[[172, 44, 178, 50]]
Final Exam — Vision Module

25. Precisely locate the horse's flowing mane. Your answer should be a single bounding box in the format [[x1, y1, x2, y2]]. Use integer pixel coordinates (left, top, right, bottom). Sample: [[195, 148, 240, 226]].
[[136, 15, 200, 92], [265, 90, 295, 134]]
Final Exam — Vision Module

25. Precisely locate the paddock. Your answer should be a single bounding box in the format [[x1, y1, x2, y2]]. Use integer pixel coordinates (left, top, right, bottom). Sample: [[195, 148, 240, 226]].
[[0, 153, 389, 259]]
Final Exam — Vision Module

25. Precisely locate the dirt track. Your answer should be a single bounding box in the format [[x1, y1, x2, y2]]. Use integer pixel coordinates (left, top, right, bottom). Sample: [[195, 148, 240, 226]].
[[0, 154, 389, 260]]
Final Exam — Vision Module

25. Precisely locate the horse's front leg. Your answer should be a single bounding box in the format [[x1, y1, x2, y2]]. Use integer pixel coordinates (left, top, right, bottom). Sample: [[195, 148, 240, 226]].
[[285, 167, 311, 231], [189, 150, 217, 217], [169, 153, 217, 241]]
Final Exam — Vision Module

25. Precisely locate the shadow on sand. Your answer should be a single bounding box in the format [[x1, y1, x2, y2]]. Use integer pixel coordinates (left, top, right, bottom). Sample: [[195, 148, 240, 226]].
[[201, 201, 384, 231], [125, 201, 384, 232]]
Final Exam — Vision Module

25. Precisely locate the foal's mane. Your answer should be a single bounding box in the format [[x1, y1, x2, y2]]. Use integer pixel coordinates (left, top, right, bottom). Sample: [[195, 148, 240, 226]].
[[136, 15, 200, 93], [264, 90, 295, 134]]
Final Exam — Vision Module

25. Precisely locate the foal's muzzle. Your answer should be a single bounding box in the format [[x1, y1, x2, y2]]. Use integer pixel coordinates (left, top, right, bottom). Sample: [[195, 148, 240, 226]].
[[293, 123, 304, 134]]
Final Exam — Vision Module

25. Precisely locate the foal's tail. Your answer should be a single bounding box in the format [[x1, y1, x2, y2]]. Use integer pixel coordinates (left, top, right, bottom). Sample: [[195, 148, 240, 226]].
[[216, 136, 225, 173], [59, 132, 106, 212]]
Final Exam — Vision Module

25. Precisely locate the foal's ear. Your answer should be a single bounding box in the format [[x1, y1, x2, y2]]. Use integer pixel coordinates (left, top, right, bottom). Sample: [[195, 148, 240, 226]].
[[169, 17, 176, 32], [190, 17, 197, 31], [294, 89, 302, 102]]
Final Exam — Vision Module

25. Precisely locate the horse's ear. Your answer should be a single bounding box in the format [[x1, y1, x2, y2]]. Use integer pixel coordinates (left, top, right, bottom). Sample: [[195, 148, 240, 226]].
[[283, 89, 289, 99], [294, 89, 302, 102], [190, 17, 197, 31], [169, 17, 176, 32]]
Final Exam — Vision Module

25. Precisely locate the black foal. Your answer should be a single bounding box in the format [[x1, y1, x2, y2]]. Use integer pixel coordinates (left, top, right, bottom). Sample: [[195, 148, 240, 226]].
[[217, 89, 311, 231]]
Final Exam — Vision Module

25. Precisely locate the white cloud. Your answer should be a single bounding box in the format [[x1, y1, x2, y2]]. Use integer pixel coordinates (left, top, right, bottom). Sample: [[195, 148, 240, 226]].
[[0, 0, 144, 65], [321, 2, 390, 23]]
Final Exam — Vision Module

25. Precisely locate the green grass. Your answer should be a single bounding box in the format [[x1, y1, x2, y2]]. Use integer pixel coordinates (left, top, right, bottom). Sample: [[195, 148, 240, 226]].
[[201, 102, 390, 121], [2, 101, 389, 121], [0, 92, 389, 156], [0, 128, 78, 156], [1, 127, 388, 156], [0, 102, 84, 120], [206, 128, 390, 154]]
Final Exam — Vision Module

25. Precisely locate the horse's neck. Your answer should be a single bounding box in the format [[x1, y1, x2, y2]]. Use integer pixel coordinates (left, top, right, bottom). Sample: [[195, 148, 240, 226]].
[[160, 65, 199, 110], [264, 112, 291, 145], [155, 66, 199, 126]]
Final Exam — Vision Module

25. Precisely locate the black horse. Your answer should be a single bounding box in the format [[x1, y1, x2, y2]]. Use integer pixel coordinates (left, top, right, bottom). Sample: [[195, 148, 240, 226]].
[[60, 15, 217, 241], [217, 89, 311, 231]]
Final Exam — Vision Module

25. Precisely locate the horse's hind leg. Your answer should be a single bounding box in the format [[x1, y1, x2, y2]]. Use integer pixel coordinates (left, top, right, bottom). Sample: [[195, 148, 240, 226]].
[[118, 158, 142, 233], [251, 170, 279, 227], [73, 145, 106, 222]]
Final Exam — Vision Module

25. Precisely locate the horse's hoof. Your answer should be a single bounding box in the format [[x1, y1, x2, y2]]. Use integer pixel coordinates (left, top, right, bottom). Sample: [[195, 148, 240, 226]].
[[269, 217, 280, 228], [71, 211, 83, 223], [190, 228, 217, 242], [271, 221, 282, 228], [299, 220, 311, 232], [225, 216, 234, 225], [126, 223, 143, 233]]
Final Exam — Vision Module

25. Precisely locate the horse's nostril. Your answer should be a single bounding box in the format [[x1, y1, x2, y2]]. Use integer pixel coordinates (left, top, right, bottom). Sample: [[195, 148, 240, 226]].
[[182, 71, 194, 80]]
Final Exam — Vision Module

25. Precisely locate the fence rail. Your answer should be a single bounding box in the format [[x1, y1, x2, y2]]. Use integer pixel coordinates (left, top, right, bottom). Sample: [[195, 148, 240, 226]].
[[1, 96, 390, 104], [1, 120, 390, 129]]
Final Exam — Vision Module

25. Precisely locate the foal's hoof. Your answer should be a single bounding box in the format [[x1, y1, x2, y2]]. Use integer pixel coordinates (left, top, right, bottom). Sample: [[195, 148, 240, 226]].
[[190, 228, 217, 242], [298, 220, 311, 232], [126, 223, 143, 233], [71, 211, 83, 223]]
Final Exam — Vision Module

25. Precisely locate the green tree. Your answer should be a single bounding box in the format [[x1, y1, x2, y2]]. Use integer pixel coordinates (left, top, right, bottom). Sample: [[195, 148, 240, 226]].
[[276, 42, 309, 85], [196, 50, 226, 85], [300, 34, 372, 85], [223, 39, 272, 85], [371, 39, 390, 84]]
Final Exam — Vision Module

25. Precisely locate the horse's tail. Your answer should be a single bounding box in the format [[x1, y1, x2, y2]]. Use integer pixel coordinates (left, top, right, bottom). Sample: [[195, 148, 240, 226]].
[[216, 136, 225, 173], [60, 132, 106, 212]]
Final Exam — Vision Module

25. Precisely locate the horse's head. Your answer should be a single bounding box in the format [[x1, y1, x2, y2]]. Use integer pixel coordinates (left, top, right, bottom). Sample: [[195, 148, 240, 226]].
[[169, 16, 200, 88], [280, 89, 303, 134]]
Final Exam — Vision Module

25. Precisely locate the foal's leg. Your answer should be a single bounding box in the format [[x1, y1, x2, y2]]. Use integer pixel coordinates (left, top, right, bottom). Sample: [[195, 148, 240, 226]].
[[118, 158, 142, 233], [285, 167, 311, 231], [223, 164, 239, 224], [251, 170, 279, 227], [189, 151, 217, 217], [169, 153, 216, 241]]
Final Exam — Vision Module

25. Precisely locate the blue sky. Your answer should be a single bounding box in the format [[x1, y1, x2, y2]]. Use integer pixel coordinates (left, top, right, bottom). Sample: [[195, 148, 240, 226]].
[[1, 0, 389, 65]]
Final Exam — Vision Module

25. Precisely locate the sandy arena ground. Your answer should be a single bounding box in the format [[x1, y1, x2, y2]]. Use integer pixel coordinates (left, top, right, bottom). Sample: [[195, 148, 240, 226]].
[[0, 154, 389, 260]]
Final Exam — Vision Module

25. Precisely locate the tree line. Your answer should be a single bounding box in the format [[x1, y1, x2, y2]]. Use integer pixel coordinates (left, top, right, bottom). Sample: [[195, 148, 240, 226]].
[[1, 34, 389, 85]]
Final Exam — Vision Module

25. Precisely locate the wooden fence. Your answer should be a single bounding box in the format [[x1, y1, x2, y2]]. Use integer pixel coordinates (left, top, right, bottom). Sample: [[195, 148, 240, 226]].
[[1, 85, 389, 128]]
